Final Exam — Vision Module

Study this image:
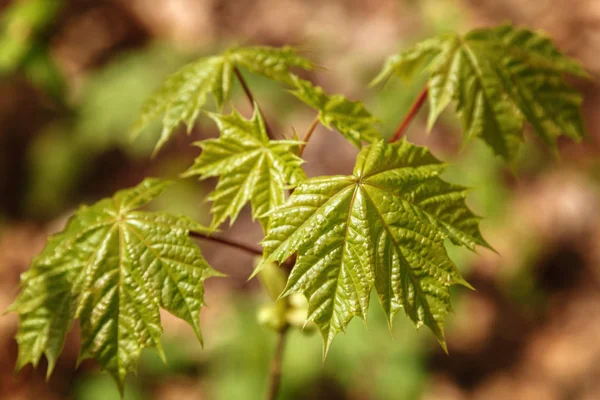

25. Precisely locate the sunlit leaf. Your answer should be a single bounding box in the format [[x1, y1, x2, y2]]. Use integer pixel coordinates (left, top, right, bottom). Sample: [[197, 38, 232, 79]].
[[183, 107, 305, 231], [10, 179, 219, 392], [131, 46, 314, 155], [260, 139, 487, 354]]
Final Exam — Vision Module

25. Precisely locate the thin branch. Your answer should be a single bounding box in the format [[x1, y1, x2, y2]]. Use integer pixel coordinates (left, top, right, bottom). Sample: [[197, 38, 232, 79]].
[[189, 231, 262, 256], [389, 86, 429, 143], [297, 115, 320, 157], [233, 67, 276, 139], [266, 325, 289, 400], [234, 67, 256, 107]]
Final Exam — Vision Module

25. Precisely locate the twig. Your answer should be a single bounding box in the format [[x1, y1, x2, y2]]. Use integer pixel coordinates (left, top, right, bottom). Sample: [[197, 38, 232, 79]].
[[189, 231, 262, 256], [234, 67, 256, 107], [266, 325, 289, 400], [297, 115, 320, 157], [233, 67, 276, 139], [389, 86, 429, 143]]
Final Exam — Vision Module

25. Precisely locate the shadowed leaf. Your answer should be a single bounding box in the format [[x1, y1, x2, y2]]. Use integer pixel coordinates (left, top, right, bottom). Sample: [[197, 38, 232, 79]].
[[373, 24, 587, 161]]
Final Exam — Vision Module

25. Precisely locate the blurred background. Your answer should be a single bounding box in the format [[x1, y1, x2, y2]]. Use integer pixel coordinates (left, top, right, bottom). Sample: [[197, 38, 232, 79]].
[[1, 0, 600, 399]]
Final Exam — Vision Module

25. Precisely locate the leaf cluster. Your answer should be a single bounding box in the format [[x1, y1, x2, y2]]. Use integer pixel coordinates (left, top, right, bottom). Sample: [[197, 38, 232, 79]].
[[9, 24, 590, 394], [132, 45, 381, 154], [259, 139, 486, 353]]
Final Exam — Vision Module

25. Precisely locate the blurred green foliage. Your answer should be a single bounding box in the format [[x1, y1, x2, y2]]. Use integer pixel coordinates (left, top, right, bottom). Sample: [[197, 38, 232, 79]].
[[25, 122, 80, 214], [0, 0, 65, 98], [74, 44, 191, 157], [24, 44, 193, 217]]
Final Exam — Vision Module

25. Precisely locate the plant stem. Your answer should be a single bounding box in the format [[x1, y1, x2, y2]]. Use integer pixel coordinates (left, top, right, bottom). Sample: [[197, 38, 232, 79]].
[[234, 67, 276, 139], [234, 67, 256, 108], [189, 231, 262, 256], [266, 325, 289, 400], [389, 86, 429, 143], [297, 115, 320, 157]]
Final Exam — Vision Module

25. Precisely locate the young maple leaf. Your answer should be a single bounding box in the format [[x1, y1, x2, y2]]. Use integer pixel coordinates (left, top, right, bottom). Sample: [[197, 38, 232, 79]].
[[260, 139, 489, 355], [373, 24, 588, 161], [131, 46, 314, 155], [9, 179, 219, 393], [183, 107, 306, 232]]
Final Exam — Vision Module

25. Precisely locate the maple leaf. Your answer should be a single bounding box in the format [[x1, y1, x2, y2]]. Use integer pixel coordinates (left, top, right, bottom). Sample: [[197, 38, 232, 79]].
[[183, 107, 306, 231], [373, 24, 588, 161], [9, 179, 219, 392], [290, 76, 381, 147], [131, 46, 314, 155], [260, 139, 488, 354]]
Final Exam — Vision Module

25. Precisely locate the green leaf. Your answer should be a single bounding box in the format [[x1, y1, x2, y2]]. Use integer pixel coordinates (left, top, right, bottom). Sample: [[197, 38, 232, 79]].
[[260, 139, 486, 355], [373, 24, 587, 161], [230, 45, 314, 85], [183, 107, 306, 231], [131, 46, 314, 155], [290, 76, 382, 147], [10, 178, 219, 392], [370, 35, 448, 86]]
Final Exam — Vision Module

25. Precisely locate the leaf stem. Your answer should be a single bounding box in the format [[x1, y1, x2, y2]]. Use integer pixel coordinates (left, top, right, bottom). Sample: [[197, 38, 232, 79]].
[[266, 325, 289, 400], [234, 67, 256, 108], [189, 231, 263, 256], [297, 115, 320, 157], [389, 86, 429, 143], [233, 67, 276, 139]]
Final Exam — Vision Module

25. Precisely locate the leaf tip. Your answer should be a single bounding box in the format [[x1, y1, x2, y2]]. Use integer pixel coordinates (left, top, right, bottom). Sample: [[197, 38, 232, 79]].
[[321, 339, 333, 363], [155, 343, 168, 365], [384, 313, 395, 336], [129, 125, 141, 144], [438, 336, 449, 355], [14, 352, 32, 376], [190, 323, 204, 348], [479, 237, 499, 255], [456, 276, 476, 291], [369, 69, 390, 88], [151, 141, 165, 159], [114, 378, 126, 400], [248, 260, 268, 281]]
